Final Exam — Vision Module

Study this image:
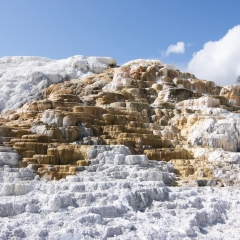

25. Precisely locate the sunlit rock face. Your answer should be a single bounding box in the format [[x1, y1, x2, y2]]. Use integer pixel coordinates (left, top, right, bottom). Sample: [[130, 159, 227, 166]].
[[0, 55, 116, 112], [181, 111, 240, 152], [1, 56, 240, 239], [176, 96, 220, 109], [1, 148, 239, 239], [220, 84, 240, 106], [0, 57, 240, 186]]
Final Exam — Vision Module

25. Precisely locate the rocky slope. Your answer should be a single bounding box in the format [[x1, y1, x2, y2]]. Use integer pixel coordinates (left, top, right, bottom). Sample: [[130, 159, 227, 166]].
[[0, 153, 239, 239], [0, 55, 116, 112], [0, 56, 240, 239]]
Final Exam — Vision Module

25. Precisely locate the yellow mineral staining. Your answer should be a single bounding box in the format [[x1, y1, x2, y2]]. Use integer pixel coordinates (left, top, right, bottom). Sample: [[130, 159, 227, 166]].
[[1, 60, 240, 184]]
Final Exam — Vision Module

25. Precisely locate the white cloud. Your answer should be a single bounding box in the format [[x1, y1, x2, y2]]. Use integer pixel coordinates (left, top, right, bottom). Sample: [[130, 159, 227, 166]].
[[187, 25, 240, 86], [165, 42, 185, 56]]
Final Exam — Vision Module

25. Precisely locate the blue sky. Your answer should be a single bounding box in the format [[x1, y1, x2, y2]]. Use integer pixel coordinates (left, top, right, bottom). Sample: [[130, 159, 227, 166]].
[[1, 1, 240, 85]]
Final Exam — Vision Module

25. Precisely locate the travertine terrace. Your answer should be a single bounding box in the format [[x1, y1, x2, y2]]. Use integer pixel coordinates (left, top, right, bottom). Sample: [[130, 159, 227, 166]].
[[0, 55, 240, 239]]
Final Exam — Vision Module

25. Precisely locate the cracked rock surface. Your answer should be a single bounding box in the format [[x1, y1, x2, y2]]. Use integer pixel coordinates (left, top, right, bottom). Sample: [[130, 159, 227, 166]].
[[1, 57, 240, 239], [0, 146, 239, 239]]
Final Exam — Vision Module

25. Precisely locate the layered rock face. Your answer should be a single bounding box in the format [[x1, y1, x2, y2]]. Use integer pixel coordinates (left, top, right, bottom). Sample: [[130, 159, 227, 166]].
[[0, 146, 239, 239], [1, 56, 240, 238], [0, 55, 116, 112], [1, 58, 240, 187]]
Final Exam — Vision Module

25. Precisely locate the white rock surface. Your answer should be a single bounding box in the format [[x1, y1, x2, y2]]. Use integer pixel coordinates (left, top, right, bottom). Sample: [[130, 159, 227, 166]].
[[125, 155, 149, 167], [189, 146, 240, 185], [0, 147, 20, 167], [103, 60, 174, 92], [0, 146, 239, 239], [0, 152, 20, 166], [177, 96, 220, 109], [181, 109, 240, 151], [122, 59, 162, 67], [103, 66, 130, 91], [0, 55, 116, 112]]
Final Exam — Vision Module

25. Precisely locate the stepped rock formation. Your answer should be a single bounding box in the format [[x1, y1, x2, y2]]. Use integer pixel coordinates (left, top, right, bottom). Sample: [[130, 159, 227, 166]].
[[0, 55, 240, 238], [0, 55, 116, 112], [0, 148, 239, 239]]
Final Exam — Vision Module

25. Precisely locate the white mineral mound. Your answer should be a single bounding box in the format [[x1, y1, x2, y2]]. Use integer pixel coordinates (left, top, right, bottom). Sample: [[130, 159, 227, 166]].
[[0, 55, 116, 112], [0, 146, 239, 239]]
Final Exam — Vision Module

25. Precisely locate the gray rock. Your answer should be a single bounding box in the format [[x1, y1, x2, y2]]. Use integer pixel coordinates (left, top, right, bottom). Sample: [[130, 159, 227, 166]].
[[0, 152, 19, 166], [114, 154, 125, 165], [125, 155, 149, 167]]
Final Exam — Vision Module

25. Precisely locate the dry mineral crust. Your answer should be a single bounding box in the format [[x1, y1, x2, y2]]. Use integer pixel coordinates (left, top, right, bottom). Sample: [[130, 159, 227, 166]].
[[0, 58, 240, 239]]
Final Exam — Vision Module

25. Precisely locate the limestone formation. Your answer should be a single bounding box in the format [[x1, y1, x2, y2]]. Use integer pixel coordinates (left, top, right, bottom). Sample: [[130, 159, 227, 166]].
[[0, 58, 239, 187], [0, 146, 239, 239], [1, 56, 240, 239]]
